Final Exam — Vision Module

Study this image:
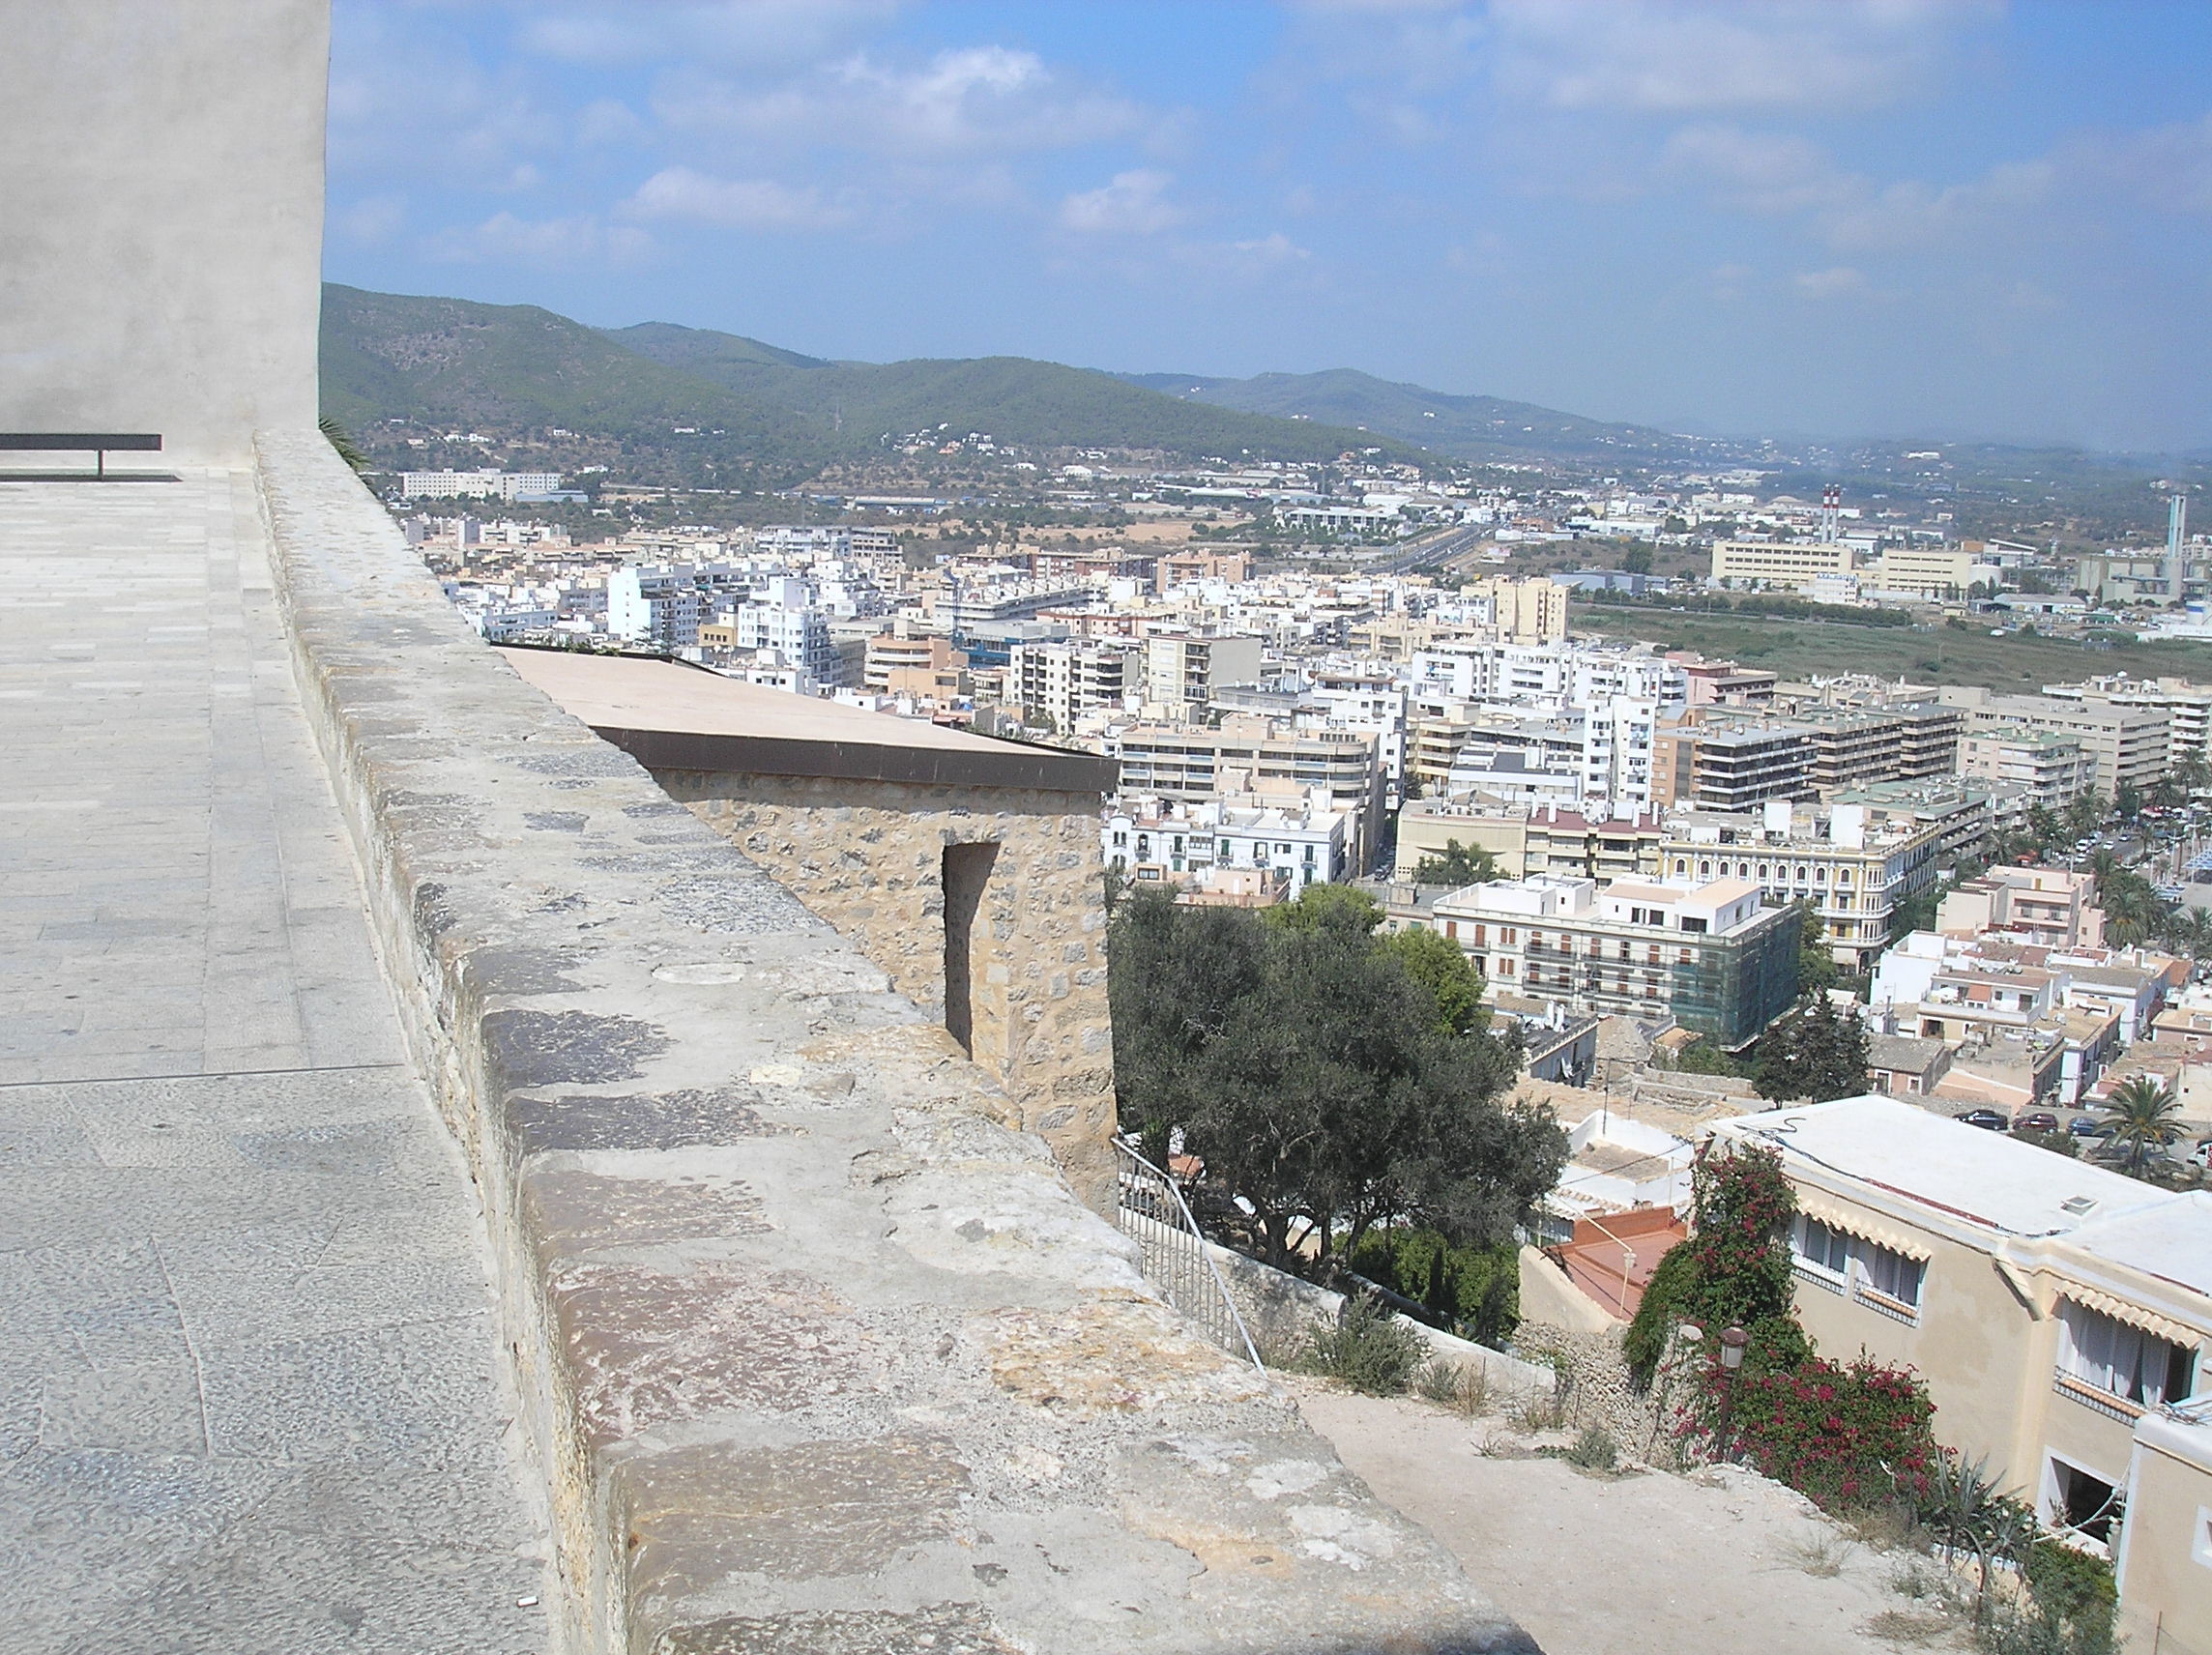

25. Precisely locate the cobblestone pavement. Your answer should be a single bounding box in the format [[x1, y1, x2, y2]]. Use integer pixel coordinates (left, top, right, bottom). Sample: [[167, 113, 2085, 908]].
[[0, 471, 547, 1652]]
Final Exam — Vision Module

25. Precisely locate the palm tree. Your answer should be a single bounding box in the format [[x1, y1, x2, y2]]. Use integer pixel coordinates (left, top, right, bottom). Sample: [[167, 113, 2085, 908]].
[[2063, 791, 2107, 843], [2097, 1074, 2185, 1175], [2161, 906, 2212, 962]]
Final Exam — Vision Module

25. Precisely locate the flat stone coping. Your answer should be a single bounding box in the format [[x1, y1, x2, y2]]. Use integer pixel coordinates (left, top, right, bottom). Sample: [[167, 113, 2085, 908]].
[[499, 645, 1117, 794], [264, 430, 1534, 1655]]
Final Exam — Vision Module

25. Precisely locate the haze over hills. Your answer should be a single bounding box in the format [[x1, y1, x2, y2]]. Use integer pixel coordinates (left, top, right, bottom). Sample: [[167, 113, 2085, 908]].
[[320, 283, 2202, 537], [321, 284, 1429, 473], [1117, 368, 1755, 466]]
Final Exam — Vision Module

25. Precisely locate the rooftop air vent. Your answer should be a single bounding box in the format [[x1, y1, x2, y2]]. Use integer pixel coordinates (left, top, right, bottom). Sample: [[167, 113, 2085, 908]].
[[2060, 1196, 2098, 1216]]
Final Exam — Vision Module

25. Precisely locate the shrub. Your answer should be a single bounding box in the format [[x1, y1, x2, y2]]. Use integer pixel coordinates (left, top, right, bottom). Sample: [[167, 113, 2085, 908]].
[[1349, 1227, 1521, 1345], [1562, 1426, 1617, 1471], [1697, 1352, 1939, 1514], [1414, 1358, 1491, 1415], [1624, 1146, 1797, 1388], [2023, 1541, 2116, 1638], [1300, 1294, 1428, 1395]]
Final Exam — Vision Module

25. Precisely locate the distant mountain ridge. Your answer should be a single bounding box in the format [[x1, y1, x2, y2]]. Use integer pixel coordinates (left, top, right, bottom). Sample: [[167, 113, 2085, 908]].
[[320, 284, 1426, 473], [1117, 367, 1747, 464]]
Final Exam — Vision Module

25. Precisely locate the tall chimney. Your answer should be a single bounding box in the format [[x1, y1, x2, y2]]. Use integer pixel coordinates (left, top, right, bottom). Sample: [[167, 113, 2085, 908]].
[[2171, 493, 2191, 601]]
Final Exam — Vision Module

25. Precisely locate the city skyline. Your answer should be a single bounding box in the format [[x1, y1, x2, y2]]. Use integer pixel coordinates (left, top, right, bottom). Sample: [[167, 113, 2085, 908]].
[[326, 1, 2212, 455]]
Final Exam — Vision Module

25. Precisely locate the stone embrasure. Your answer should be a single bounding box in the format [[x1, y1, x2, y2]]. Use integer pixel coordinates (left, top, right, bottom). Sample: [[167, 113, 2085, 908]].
[[256, 430, 1537, 1655], [660, 772, 1118, 1216]]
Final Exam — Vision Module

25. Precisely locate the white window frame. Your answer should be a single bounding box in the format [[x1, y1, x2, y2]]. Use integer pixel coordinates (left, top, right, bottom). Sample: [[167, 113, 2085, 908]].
[[1790, 1214, 1851, 1291]]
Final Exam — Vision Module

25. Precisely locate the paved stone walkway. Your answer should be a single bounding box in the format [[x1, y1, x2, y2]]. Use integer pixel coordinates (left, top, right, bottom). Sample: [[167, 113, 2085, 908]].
[[0, 472, 546, 1651]]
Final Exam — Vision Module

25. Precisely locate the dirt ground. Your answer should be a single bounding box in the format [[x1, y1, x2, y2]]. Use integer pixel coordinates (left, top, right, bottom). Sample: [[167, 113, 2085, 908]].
[[1294, 1379, 1951, 1655]]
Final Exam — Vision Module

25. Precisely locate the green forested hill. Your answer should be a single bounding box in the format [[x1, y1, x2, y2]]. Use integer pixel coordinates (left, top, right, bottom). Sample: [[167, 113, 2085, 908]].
[[1119, 366, 1747, 465], [321, 285, 1420, 469]]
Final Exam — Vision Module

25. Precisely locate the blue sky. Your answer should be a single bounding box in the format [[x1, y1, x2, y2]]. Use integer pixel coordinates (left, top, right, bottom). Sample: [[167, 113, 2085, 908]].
[[326, 2, 2212, 453]]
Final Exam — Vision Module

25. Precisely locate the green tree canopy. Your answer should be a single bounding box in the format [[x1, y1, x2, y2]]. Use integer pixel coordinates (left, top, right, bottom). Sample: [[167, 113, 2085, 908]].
[[1411, 838, 1501, 887], [1792, 900, 1839, 998], [1108, 886, 1560, 1268], [1378, 925, 1489, 1037], [1753, 996, 1871, 1104]]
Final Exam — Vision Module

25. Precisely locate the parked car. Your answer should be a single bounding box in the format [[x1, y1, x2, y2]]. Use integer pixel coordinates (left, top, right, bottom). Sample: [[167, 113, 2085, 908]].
[[2015, 1111, 2060, 1134], [2188, 1139, 2212, 1171], [2068, 1116, 2104, 1138], [1955, 1109, 2010, 1131]]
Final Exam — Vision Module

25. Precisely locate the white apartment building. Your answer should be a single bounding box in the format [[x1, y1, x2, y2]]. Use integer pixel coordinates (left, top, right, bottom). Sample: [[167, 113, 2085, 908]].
[[1408, 641, 1683, 713], [1441, 695, 1661, 812], [1426, 872, 1800, 1047], [731, 577, 840, 687], [608, 563, 738, 652], [397, 469, 565, 502], [1008, 639, 1133, 732], [1142, 632, 1266, 715], [1103, 790, 1353, 893]]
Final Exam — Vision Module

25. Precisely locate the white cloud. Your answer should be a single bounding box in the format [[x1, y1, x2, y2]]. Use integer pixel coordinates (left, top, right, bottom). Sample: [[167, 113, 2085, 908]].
[[515, 1, 899, 70], [423, 211, 654, 268], [1663, 122, 2065, 251], [1662, 125, 1856, 214], [1230, 232, 1311, 265], [1059, 170, 1184, 235], [2075, 111, 2212, 218], [576, 98, 649, 148], [336, 194, 407, 246], [655, 44, 1153, 158], [328, 11, 566, 187], [1793, 265, 1870, 300], [1489, 0, 1997, 115], [623, 166, 850, 230]]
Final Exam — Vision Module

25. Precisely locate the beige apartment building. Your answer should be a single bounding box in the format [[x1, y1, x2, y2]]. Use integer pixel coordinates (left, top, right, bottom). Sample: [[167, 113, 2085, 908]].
[[1959, 725, 2090, 807], [1470, 574, 1570, 643], [1942, 688, 2169, 798], [1869, 544, 2001, 599], [1709, 1098, 2212, 1647], [1393, 797, 1665, 882], [1111, 715, 1386, 866], [1710, 537, 1854, 588], [1662, 799, 1943, 969], [2048, 675, 2212, 777], [1141, 631, 1266, 717], [1938, 866, 2105, 948]]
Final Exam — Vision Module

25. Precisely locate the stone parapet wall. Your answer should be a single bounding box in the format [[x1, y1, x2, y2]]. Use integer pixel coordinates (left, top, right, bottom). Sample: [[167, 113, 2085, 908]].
[[660, 772, 1117, 1214], [253, 430, 1532, 1655]]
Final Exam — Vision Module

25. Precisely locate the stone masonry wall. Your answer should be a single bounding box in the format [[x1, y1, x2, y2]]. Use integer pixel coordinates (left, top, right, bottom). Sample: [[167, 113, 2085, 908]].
[[255, 430, 1533, 1655], [660, 772, 1116, 1213]]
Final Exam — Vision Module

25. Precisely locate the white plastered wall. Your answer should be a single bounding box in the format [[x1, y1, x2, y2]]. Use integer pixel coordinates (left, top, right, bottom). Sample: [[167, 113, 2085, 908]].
[[0, 0, 329, 462]]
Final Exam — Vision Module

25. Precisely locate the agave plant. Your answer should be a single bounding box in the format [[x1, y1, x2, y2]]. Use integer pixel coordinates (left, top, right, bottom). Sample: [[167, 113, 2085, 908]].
[[1923, 1454, 2035, 1620]]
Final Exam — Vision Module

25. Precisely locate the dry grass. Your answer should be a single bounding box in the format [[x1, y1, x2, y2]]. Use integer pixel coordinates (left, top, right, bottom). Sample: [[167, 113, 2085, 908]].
[[1863, 1608, 1954, 1646], [1778, 1527, 1856, 1579], [1413, 1358, 1493, 1416]]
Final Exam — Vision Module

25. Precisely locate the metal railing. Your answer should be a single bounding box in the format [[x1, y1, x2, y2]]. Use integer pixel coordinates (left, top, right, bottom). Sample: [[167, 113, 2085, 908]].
[[1112, 1138, 1265, 1371]]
